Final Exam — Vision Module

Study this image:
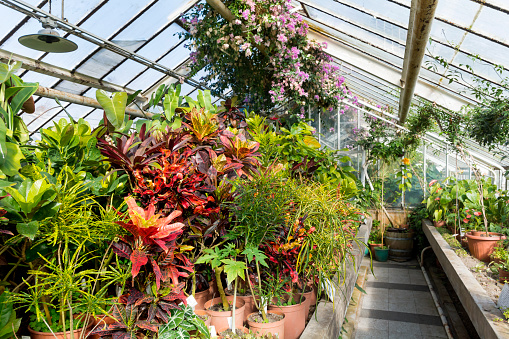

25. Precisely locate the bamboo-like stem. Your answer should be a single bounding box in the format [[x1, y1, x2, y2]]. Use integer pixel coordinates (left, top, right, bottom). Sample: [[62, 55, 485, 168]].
[[255, 261, 268, 321], [214, 267, 230, 311]]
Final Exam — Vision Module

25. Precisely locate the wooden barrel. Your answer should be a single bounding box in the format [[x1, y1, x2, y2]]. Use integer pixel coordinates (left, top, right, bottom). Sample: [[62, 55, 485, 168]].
[[385, 231, 414, 262]]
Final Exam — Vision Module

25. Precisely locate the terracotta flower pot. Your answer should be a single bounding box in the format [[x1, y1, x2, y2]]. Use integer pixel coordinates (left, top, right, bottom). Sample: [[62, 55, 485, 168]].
[[194, 288, 211, 310], [247, 311, 285, 339], [295, 289, 313, 319], [433, 220, 446, 228], [194, 309, 211, 327], [88, 315, 117, 339], [308, 284, 318, 306], [465, 232, 506, 262], [209, 279, 219, 298], [216, 327, 249, 338], [225, 290, 258, 323], [204, 296, 245, 331], [269, 296, 306, 339], [369, 243, 382, 254], [29, 325, 88, 339], [499, 269, 509, 284]]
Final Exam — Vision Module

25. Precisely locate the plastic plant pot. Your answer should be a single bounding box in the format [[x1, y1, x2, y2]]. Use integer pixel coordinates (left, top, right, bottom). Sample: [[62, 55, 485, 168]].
[[374, 247, 389, 262]]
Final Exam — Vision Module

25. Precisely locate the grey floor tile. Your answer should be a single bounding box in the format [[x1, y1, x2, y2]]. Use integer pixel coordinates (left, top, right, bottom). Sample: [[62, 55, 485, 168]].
[[410, 276, 428, 286], [358, 317, 389, 330], [413, 290, 433, 300], [389, 289, 414, 301], [389, 275, 412, 284], [389, 301, 417, 313], [363, 298, 389, 311], [415, 298, 436, 309], [354, 327, 389, 339], [415, 305, 439, 316], [419, 324, 447, 338], [388, 320, 422, 336]]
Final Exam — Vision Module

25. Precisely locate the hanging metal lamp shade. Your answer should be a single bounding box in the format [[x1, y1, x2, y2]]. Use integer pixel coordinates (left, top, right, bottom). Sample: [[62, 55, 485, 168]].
[[19, 27, 78, 53]]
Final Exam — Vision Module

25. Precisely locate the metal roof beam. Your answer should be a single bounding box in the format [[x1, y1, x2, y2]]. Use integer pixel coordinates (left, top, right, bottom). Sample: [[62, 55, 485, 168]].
[[307, 30, 469, 112], [399, 0, 439, 124], [34, 86, 149, 118], [0, 49, 145, 99], [0, 0, 214, 93]]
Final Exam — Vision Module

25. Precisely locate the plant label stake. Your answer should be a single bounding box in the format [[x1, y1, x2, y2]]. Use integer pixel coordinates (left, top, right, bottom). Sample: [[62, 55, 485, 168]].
[[186, 295, 198, 310], [227, 317, 233, 329], [210, 325, 217, 337], [498, 283, 509, 310]]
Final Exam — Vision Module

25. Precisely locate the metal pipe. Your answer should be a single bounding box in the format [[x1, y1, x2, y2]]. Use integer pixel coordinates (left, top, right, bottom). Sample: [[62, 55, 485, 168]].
[[0, 49, 145, 99], [418, 247, 454, 339], [400, 0, 418, 86], [399, 0, 439, 124], [35, 86, 151, 118]]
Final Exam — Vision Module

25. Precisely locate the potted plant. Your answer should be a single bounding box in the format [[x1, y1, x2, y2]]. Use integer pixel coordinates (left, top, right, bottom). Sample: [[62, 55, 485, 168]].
[[197, 244, 246, 332], [368, 226, 383, 254], [91, 197, 208, 339], [10, 241, 103, 339]]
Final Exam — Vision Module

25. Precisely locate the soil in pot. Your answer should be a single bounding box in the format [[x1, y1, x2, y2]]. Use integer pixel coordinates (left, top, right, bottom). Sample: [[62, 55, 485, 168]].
[[216, 327, 249, 338], [204, 296, 245, 331], [465, 232, 506, 262], [499, 269, 509, 284], [194, 287, 210, 310], [225, 289, 258, 322], [269, 296, 306, 339], [194, 309, 211, 327], [247, 311, 285, 339]]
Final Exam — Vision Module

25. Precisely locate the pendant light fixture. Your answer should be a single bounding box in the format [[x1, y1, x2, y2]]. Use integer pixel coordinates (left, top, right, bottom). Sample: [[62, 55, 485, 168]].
[[18, 0, 77, 53]]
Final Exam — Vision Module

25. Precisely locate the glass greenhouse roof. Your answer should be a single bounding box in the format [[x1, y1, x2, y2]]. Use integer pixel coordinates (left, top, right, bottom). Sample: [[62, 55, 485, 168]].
[[0, 0, 507, 170]]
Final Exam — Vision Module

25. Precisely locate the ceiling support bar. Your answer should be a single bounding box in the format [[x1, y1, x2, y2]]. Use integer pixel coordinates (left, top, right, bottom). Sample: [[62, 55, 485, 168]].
[[0, 0, 214, 94], [398, 0, 439, 124], [35, 86, 150, 118], [0, 49, 145, 99]]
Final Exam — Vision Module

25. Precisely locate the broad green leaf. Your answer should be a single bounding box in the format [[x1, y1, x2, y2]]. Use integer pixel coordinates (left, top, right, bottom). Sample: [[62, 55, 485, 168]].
[[9, 83, 38, 115], [0, 119, 7, 166], [302, 136, 320, 148], [166, 309, 184, 329], [0, 61, 21, 84], [178, 320, 195, 331], [242, 246, 269, 268], [163, 93, 179, 121], [96, 90, 127, 130], [222, 259, 247, 282], [16, 221, 39, 240], [190, 317, 209, 337], [12, 116, 29, 144], [0, 142, 23, 176]]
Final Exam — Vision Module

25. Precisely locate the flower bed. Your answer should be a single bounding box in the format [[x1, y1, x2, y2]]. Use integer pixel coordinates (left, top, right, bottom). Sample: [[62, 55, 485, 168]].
[[422, 219, 509, 339]]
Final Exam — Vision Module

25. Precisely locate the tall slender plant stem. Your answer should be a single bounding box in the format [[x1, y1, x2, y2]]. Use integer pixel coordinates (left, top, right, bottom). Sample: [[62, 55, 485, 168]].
[[232, 277, 238, 332], [214, 267, 230, 311]]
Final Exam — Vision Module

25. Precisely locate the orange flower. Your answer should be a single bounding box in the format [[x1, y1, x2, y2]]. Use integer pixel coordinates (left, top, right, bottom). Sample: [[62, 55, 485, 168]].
[[402, 158, 410, 165]]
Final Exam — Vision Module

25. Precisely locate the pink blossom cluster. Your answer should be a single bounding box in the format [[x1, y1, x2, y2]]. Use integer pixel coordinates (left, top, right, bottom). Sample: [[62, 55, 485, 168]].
[[182, 0, 354, 111]]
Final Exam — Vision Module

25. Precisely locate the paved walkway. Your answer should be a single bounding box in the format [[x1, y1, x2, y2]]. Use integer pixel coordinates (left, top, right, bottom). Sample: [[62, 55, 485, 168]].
[[353, 258, 448, 339]]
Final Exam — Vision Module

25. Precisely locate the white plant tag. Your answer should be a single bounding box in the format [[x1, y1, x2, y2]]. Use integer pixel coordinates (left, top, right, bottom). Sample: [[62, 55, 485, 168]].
[[187, 295, 198, 310], [260, 296, 268, 314], [210, 325, 217, 338], [227, 316, 233, 329], [321, 277, 336, 302]]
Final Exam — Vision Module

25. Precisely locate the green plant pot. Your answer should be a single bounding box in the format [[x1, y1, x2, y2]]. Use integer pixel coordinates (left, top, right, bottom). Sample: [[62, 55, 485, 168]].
[[364, 247, 369, 256], [374, 248, 389, 262]]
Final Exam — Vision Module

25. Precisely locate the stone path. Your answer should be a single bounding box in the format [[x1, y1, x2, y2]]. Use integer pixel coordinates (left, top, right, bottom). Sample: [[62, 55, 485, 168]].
[[353, 258, 448, 339]]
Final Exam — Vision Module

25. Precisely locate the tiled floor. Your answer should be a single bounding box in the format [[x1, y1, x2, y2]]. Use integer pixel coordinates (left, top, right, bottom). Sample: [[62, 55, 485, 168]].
[[353, 258, 448, 339]]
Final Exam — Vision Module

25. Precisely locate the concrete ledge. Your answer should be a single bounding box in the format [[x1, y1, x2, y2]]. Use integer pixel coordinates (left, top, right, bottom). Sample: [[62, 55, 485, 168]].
[[300, 218, 372, 339], [423, 219, 509, 339]]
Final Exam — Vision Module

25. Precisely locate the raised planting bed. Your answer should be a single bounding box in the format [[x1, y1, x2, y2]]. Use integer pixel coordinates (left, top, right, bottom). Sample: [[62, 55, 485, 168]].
[[423, 219, 509, 339], [300, 218, 372, 339]]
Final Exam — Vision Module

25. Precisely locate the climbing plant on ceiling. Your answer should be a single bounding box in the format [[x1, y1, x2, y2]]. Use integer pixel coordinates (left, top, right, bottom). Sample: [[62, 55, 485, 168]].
[[181, 0, 354, 115]]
